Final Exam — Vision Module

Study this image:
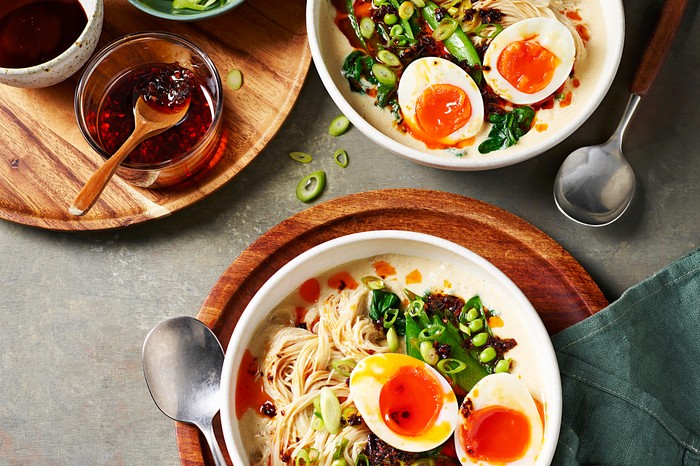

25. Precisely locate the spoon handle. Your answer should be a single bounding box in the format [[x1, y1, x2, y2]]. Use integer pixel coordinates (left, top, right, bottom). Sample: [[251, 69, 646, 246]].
[[630, 0, 689, 97], [200, 419, 227, 466], [68, 125, 150, 216]]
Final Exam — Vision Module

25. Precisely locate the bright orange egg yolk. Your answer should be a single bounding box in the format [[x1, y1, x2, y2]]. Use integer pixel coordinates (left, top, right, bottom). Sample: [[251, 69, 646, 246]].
[[379, 366, 442, 437], [497, 39, 558, 94], [415, 83, 471, 140], [459, 405, 532, 462]]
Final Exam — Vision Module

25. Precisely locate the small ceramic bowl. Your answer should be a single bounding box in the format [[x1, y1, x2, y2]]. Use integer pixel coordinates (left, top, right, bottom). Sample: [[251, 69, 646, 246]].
[[128, 0, 244, 21], [0, 0, 104, 88], [74, 32, 224, 188], [220, 230, 562, 465], [306, 0, 625, 170]]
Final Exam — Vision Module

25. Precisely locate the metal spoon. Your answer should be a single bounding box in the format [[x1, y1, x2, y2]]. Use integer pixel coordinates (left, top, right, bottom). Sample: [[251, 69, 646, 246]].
[[554, 0, 688, 226], [142, 316, 227, 466], [69, 96, 190, 216]]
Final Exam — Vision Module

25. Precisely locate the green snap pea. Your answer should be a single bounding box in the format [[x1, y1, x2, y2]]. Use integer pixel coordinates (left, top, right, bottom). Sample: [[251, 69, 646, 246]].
[[296, 170, 326, 203], [478, 346, 497, 363], [471, 331, 488, 347], [390, 24, 404, 37], [495, 358, 511, 373], [328, 115, 351, 137], [468, 318, 484, 334], [384, 13, 398, 25]]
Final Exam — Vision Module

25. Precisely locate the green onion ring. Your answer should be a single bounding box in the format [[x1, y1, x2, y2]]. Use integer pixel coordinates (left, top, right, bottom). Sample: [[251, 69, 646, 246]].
[[474, 23, 504, 39], [289, 151, 313, 163], [437, 358, 467, 374], [334, 148, 349, 168], [331, 358, 357, 377], [383, 308, 400, 328], [361, 275, 385, 290], [418, 324, 445, 341]]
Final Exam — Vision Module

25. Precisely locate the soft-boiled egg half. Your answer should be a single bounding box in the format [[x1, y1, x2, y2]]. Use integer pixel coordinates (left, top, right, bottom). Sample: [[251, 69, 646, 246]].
[[483, 17, 575, 105], [454, 373, 544, 465], [398, 57, 484, 148], [349, 353, 459, 452]]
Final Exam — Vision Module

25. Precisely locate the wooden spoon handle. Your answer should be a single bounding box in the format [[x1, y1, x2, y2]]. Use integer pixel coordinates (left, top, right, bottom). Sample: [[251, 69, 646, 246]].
[[631, 0, 689, 97], [69, 130, 148, 216]]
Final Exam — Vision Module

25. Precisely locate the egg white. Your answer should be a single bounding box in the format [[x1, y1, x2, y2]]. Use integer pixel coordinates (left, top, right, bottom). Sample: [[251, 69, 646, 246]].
[[398, 57, 484, 146], [454, 373, 544, 465], [349, 353, 459, 452], [483, 17, 576, 105]]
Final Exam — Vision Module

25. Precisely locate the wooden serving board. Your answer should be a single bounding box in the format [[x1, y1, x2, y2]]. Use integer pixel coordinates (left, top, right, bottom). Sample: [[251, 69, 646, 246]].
[[180, 189, 609, 465], [0, 0, 310, 231]]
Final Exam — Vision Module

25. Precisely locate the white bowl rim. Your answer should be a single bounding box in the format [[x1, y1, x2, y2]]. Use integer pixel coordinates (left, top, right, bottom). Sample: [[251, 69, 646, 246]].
[[220, 230, 562, 465], [306, 1, 626, 171], [0, 0, 103, 74]]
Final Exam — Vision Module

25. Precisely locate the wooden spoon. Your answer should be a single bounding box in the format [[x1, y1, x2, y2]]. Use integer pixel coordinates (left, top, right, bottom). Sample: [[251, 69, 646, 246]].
[[69, 98, 190, 216]]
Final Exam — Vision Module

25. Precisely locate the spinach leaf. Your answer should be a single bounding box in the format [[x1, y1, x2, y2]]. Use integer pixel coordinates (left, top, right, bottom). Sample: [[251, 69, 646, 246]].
[[370, 290, 405, 336], [478, 106, 535, 154], [341, 51, 397, 109]]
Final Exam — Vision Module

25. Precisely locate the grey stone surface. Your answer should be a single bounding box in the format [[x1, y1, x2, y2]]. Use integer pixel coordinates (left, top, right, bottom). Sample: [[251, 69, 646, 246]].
[[0, 0, 698, 465]]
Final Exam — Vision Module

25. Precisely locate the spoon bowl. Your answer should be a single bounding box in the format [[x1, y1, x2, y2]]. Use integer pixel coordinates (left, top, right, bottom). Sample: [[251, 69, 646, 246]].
[[553, 0, 687, 226], [142, 316, 227, 466], [554, 95, 638, 226]]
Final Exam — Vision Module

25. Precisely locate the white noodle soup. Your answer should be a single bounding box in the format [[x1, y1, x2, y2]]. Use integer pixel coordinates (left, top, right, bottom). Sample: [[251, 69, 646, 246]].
[[221, 231, 561, 466]]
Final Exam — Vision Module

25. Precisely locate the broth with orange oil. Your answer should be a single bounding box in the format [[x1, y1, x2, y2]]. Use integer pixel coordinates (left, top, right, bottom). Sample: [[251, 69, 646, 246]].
[[235, 253, 550, 464]]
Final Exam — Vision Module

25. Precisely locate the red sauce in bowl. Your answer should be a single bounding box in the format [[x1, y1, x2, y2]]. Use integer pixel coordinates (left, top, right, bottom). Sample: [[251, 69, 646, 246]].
[[96, 62, 214, 166], [0, 0, 87, 68]]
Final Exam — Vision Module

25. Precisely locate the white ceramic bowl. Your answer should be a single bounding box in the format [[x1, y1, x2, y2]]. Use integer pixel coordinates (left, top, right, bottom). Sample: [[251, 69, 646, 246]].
[[0, 0, 104, 88], [220, 230, 562, 465], [307, 1, 624, 170]]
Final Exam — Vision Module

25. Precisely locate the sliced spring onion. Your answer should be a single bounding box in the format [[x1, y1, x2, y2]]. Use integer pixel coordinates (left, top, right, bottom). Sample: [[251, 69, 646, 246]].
[[409, 0, 425, 7], [406, 299, 424, 317], [226, 68, 243, 91], [474, 22, 504, 39], [331, 459, 349, 466], [398, 0, 414, 19], [329, 115, 351, 137], [334, 149, 349, 168], [420, 340, 438, 365], [296, 170, 326, 203], [387, 325, 399, 352], [360, 16, 375, 39], [341, 406, 358, 420], [371, 63, 397, 86], [376, 50, 401, 67], [333, 437, 349, 461], [173, 0, 216, 10], [320, 387, 342, 434], [289, 151, 313, 163], [361, 275, 385, 290], [432, 17, 459, 42], [437, 358, 467, 374], [383, 308, 400, 328], [355, 453, 371, 466], [418, 324, 445, 341], [295, 449, 311, 466], [331, 358, 357, 377]]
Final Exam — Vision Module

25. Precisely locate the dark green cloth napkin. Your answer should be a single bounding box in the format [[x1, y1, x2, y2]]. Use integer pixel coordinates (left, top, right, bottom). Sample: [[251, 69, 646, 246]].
[[552, 248, 700, 466]]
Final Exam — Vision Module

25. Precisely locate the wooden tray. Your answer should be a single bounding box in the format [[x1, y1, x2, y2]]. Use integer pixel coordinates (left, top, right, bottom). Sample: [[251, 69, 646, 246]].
[[180, 189, 609, 465], [0, 0, 310, 231]]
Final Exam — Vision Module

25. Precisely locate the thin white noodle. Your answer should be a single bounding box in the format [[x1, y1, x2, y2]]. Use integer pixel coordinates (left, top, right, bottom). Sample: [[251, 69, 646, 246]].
[[471, 0, 587, 61], [259, 287, 389, 466]]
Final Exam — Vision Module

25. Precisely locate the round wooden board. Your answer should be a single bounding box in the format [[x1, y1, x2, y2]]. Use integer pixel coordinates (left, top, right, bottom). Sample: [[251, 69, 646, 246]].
[[179, 189, 608, 465], [0, 0, 310, 231]]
